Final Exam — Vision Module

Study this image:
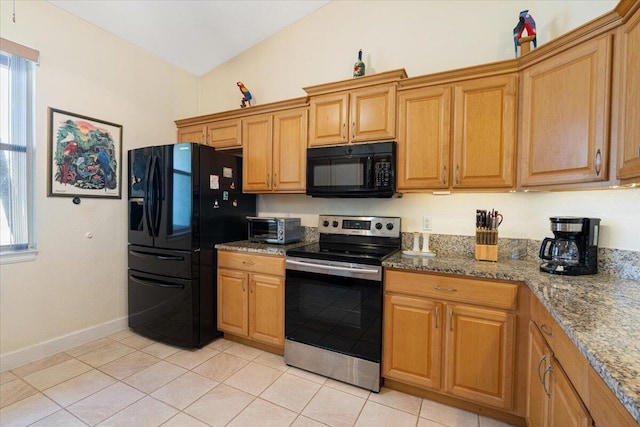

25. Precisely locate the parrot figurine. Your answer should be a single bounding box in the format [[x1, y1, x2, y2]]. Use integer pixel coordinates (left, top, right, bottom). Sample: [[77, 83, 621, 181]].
[[96, 146, 112, 191], [513, 10, 537, 57], [237, 81, 252, 108]]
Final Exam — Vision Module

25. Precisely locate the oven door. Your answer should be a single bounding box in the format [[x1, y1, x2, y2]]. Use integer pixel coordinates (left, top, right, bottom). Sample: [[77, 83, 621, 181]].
[[285, 257, 383, 363]]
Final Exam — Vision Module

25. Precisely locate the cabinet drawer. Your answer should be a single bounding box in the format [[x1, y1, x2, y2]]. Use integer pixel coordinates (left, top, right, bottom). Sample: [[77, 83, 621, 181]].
[[218, 250, 284, 276], [385, 269, 518, 310]]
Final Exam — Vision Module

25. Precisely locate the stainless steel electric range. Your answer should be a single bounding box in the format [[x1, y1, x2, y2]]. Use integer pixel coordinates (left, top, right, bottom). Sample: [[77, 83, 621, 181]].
[[284, 215, 401, 392]]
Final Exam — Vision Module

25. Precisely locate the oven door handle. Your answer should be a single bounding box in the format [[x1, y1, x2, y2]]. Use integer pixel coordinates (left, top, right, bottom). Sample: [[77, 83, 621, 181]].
[[286, 259, 380, 274]]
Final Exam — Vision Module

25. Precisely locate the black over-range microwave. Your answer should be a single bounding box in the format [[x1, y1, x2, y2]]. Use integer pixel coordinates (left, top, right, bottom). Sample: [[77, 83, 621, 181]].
[[306, 141, 398, 198]]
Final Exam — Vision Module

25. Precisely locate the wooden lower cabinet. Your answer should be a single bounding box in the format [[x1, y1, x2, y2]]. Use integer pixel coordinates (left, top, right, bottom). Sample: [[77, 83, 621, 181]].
[[383, 270, 517, 412], [445, 304, 515, 409], [382, 294, 442, 389], [217, 251, 285, 348], [527, 322, 592, 427]]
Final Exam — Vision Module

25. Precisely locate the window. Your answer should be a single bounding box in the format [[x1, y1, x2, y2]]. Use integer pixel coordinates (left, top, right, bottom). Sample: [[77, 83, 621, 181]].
[[0, 38, 38, 263]]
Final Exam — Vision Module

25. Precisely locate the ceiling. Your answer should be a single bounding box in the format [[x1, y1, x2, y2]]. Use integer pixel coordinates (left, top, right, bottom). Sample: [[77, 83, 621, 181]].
[[47, 0, 331, 77]]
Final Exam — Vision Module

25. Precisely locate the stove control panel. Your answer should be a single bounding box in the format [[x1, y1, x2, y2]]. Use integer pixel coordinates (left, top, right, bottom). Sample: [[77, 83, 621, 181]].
[[318, 215, 401, 238]]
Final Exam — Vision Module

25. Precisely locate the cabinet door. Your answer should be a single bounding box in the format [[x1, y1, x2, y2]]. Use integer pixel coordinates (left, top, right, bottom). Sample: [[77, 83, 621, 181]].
[[242, 114, 273, 192], [207, 119, 242, 150], [519, 35, 612, 187], [444, 304, 515, 409], [527, 322, 551, 427], [249, 274, 284, 347], [382, 294, 442, 390], [397, 86, 452, 190], [549, 359, 593, 427], [308, 93, 349, 147], [453, 74, 516, 188], [273, 109, 307, 192], [615, 7, 640, 182], [177, 124, 205, 144], [350, 84, 397, 143], [217, 268, 248, 337]]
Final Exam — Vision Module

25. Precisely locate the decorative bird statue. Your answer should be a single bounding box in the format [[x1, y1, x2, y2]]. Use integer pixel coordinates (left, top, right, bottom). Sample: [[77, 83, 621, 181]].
[[96, 146, 112, 191], [513, 10, 537, 57], [237, 82, 252, 108]]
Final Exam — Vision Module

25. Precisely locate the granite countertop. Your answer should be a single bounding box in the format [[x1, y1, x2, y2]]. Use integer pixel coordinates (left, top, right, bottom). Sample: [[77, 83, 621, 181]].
[[215, 240, 310, 256], [383, 252, 640, 424]]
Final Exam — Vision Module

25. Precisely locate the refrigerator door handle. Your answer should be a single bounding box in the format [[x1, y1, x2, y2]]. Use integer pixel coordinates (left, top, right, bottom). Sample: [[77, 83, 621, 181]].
[[143, 154, 154, 237], [129, 249, 185, 262], [151, 154, 162, 237], [130, 274, 185, 289]]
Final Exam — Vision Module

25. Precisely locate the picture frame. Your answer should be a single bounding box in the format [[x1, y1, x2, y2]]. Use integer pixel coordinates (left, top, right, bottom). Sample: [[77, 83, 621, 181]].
[[47, 108, 123, 199]]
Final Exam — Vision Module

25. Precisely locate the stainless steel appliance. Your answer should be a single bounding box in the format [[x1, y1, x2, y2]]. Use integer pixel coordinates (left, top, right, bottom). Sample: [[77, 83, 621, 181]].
[[128, 143, 256, 348], [285, 215, 401, 392], [306, 142, 398, 198], [247, 216, 302, 244], [539, 216, 600, 275]]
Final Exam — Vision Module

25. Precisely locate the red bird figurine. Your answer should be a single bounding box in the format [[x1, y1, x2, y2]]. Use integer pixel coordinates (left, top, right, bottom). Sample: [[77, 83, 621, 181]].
[[237, 81, 252, 108]]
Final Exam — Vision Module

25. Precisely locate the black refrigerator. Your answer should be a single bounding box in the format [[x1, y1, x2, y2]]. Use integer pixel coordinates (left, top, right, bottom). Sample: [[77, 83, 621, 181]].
[[127, 143, 255, 348]]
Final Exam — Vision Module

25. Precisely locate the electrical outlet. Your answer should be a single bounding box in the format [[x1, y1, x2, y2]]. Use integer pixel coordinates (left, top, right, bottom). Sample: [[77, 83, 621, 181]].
[[422, 216, 432, 231]]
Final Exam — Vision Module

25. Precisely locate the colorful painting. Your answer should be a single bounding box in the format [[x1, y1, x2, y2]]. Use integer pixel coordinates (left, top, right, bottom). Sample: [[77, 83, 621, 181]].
[[47, 108, 122, 198]]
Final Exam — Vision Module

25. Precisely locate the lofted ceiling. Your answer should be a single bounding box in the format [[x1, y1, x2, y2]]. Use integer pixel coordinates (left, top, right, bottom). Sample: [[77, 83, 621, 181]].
[[46, 0, 331, 77]]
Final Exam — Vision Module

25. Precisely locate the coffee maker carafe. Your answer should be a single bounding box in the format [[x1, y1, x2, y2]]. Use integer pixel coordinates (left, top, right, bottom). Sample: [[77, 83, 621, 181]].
[[539, 217, 600, 275]]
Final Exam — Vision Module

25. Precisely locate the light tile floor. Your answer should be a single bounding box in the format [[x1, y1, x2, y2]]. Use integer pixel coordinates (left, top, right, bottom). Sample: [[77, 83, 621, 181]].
[[0, 331, 517, 427]]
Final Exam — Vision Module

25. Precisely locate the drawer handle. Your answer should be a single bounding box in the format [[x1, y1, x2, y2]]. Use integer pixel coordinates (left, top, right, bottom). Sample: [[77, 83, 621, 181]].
[[595, 149, 602, 176], [433, 285, 458, 293], [242, 261, 255, 266], [542, 364, 552, 397], [540, 323, 553, 337]]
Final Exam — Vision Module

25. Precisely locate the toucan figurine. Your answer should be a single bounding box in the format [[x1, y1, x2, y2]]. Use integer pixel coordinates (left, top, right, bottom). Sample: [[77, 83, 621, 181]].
[[513, 10, 537, 57], [237, 82, 252, 108]]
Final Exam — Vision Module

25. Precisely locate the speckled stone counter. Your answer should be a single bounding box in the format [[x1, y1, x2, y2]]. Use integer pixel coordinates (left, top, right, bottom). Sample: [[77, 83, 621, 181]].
[[215, 240, 310, 256], [383, 252, 640, 424]]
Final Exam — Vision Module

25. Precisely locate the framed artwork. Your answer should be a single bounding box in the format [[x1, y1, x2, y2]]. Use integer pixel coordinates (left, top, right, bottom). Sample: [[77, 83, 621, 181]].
[[47, 108, 122, 198]]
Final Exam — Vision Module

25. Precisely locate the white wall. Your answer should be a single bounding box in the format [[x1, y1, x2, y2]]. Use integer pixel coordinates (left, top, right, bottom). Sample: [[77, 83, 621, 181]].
[[0, 0, 199, 358], [199, 0, 640, 252]]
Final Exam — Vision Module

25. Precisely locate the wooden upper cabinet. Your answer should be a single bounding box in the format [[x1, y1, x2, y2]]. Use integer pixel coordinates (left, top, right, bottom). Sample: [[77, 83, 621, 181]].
[[397, 86, 452, 189], [243, 114, 273, 192], [615, 4, 640, 183], [397, 69, 517, 192], [177, 124, 205, 144], [305, 69, 407, 147], [349, 84, 397, 143], [272, 108, 307, 192], [519, 35, 612, 187], [243, 109, 307, 193], [308, 85, 396, 147], [308, 92, 349, 146], [452, 74, 517, 188], [206, 119, 242, 149]]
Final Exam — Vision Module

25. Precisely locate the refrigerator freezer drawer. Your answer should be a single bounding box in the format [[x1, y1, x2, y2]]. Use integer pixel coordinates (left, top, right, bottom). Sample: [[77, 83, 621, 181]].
[[128, 245, 198, 279], [128, 270, 197, 348]]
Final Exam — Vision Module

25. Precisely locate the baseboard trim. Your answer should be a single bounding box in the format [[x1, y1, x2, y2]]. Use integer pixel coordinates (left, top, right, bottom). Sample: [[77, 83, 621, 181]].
[[1, 316, 128, 372]]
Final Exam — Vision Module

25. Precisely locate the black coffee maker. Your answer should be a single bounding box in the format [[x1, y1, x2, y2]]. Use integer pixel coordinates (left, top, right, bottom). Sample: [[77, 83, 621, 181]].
[[539, 217, 600, 275]]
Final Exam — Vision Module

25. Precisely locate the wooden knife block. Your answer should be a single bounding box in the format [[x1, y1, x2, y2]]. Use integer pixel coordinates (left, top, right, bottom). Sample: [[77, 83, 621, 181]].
[[475, 228, 498, 262]]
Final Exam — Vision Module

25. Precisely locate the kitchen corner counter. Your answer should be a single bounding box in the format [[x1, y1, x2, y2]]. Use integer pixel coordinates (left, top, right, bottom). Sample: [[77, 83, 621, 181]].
[[383, 252, 640, 424], [215, 240, 310, 256]]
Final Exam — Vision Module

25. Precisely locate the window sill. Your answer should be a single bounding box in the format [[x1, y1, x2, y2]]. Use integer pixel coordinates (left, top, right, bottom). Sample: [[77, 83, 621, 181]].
[[0, 249, 38, 265]]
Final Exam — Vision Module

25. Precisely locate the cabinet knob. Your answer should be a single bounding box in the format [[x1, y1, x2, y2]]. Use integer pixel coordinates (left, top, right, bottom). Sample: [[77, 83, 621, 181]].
[[351, 121, 356, 139], [442, 165, 447, 185], [273, 173, 278, 188], [342, 123, 346, 140], [455, 165, 460, 185], [435, 306, 439, 329]]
